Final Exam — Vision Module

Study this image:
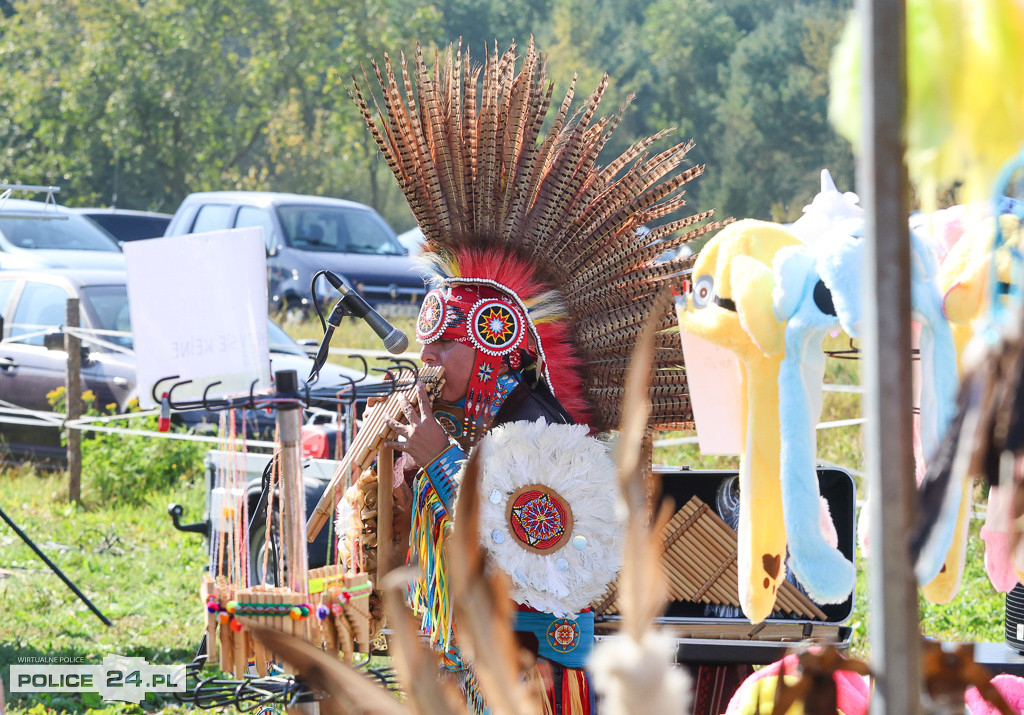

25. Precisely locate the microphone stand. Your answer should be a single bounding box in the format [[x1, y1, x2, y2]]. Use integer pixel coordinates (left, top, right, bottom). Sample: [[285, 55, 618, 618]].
[[307, 299, 349, 383]]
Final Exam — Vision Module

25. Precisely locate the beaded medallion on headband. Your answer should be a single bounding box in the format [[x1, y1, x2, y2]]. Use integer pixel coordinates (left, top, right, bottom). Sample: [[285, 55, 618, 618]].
[[350, 40, 724, 432], [418, 283, 530, 441]]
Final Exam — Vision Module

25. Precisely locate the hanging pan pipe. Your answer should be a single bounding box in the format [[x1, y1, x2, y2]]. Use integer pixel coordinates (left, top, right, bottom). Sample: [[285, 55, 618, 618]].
[[307, 566, 373, 663], [593, 496, 828, 621], [305, 365, 446, 542], [202, 570, 375, 677]]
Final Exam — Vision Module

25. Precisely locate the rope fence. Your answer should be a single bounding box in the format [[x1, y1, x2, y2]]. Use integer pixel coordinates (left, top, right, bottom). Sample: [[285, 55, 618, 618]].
[[8, 319, 977, 518]]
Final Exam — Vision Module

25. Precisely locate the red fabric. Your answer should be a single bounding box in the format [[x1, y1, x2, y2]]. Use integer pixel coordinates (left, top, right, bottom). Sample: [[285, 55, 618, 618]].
[[692, 664, 753, 715], [301, 426, 329, 459], [562, 667, 591, 715]]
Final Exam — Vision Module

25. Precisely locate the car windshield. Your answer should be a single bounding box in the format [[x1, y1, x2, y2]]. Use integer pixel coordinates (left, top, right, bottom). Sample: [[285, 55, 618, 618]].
[[277, 204, 403, 256], [82, 284, 134, 349], [85, 214, 170, 242], [0, 214, 122, 252]]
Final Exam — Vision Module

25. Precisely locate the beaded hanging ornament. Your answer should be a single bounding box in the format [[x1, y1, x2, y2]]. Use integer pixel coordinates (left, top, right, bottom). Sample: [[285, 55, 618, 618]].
[[350, 40, 723, 432]]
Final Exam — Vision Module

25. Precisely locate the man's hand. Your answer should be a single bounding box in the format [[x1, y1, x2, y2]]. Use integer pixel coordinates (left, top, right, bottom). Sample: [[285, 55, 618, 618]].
[[382, 382, 450, 467]]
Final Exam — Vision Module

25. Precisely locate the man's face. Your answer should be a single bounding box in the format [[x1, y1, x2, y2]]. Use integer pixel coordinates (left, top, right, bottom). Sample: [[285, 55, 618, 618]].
[[420, 338, 476, 403]]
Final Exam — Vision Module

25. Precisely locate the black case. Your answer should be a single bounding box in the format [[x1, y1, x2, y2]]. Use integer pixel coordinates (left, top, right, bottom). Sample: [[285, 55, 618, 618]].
[[594, 465, 857, 665]]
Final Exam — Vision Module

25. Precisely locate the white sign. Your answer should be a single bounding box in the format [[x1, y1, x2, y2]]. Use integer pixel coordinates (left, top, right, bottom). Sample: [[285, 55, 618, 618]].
[[124, 228, 270, 408], [679, 329, 744, 455]]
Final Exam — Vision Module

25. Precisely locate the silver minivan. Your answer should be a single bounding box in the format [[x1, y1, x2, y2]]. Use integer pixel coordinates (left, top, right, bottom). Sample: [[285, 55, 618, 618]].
[[0, 198, 126, 270], [164, 191, 427, 316]]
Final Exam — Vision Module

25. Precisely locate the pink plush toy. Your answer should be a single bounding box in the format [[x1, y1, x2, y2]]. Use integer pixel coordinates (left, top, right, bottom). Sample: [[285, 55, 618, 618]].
[[724, 651, 870, 715], [965, 673, 1024, 714]]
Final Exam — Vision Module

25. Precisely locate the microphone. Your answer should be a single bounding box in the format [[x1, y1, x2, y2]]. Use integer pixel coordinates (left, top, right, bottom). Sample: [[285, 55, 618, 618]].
[[322, 271, 410, 354]]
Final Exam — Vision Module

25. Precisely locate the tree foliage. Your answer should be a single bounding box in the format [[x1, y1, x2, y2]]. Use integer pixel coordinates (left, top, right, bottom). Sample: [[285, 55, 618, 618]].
[[0, 0, 854, 229], [0, 0, 438, 225], [699, 2, 854, 221]]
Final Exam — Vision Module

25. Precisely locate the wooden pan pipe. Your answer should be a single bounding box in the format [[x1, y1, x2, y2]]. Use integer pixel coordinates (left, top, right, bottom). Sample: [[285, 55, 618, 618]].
[[593, 496, 829, 621], [305, 365, 445, 543]]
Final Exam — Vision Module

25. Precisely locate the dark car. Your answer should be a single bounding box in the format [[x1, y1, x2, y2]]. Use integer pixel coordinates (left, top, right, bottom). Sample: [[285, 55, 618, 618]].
[[70, 208, 172, 243], [163, 191, 427, 317], [0, 269, 368, 464], [0, 197, 126, 270]]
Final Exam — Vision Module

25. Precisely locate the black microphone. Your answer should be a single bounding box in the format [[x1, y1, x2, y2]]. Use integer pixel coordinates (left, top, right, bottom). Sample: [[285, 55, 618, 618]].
[[322, 271, 410, 354]]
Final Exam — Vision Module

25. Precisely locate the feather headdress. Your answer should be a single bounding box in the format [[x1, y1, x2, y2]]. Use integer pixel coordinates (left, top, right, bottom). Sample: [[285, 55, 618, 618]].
[[350, 40, 721, 431]]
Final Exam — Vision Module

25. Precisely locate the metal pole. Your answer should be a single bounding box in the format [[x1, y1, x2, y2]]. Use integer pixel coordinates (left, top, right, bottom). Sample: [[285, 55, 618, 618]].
[[275, 370, 309, 593], [0, 504, 111, 626], [65, 297, 81, 503], [858, 0, 922, 712]]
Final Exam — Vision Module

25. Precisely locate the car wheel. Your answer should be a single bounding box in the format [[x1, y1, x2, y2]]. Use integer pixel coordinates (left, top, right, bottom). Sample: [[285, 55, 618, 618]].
[[248, 517, 279, 586]]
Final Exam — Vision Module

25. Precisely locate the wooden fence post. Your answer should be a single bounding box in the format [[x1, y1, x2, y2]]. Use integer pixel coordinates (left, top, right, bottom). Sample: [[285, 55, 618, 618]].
[[65, 297, 81, 503]]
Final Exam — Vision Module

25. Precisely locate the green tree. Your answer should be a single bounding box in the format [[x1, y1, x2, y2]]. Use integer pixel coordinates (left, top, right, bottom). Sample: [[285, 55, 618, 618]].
[[699, 2, 854, 221], [439, 0, 552, 52], [0, 0, 439, 227], [639, 0, 743, 214]]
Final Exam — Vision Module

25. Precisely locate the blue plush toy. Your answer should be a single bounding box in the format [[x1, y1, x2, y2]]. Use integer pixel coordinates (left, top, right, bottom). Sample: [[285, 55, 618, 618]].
[[771, 170, 862, 604]]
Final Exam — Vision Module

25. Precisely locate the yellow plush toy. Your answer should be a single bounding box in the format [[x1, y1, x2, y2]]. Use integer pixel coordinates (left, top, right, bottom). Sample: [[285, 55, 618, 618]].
[[677, 219, 802, 623]]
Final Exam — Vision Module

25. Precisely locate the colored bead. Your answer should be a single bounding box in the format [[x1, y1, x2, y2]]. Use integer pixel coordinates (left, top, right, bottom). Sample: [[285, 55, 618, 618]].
[[572, 535, 588, 550], [218, 612, 230, 625], [289, 606, 302, 620], [316, 605, 330, 620], [206, 598, 219, 614], [489, 489, 502, 504], [229, 617, 243, 632], [556, 558, 569, 572], [225, 600, 239, 614], [491, 529, 506, 544]]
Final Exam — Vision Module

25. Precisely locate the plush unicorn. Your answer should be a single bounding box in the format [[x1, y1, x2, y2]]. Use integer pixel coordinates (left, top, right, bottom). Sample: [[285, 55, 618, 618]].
[[769, 170, 862, 604]]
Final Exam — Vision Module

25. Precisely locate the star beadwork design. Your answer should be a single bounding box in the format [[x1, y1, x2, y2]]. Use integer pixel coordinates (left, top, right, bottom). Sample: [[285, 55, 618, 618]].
[[512, 493, 565, 546], [477, 305, 515, 346], [547, 619, 580, 653], [476, 362, 494, 382]]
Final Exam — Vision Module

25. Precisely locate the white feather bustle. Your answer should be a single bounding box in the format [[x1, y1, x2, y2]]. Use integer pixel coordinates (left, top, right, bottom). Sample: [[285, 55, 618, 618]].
[[455, 420, 624, 617]]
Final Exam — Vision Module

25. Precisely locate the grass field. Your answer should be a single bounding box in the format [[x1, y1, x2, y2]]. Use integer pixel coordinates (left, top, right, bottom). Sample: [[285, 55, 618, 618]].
[[0, 316, 1008, 713], [0, 466, 206, 714]]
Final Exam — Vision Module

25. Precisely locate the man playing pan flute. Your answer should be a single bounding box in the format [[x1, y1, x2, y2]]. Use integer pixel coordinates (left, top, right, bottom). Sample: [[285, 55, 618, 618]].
[[349, 40, 718, 713]]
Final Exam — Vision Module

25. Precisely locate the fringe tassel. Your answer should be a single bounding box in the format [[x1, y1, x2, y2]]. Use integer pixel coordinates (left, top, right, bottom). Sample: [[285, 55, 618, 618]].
[[525, 661, 556, 715], [463, 669, 489, 715], [410, 477, 457, 659], [563, 668, 591, 715]]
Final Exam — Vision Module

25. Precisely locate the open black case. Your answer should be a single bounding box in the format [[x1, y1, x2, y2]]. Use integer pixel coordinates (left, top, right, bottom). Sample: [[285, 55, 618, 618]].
[[593, 465, 857, 665]]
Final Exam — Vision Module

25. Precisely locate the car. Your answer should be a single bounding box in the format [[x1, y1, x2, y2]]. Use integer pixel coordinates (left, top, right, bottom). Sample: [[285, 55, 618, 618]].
[[0, 197, 126, 270], [0, 268, 371, 465], [69, 208, 172, 244], [163, 191, 428, 317]]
